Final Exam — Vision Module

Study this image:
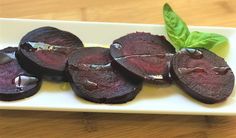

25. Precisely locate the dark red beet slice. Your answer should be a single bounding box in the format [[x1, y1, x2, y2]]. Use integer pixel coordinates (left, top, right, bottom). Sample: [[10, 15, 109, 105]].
[[110, 32, 175, 83], [171, 48, 235, 104], [67, 47, 142, 104], [16, 27, 83, 81], [0, 47, 41, 101]]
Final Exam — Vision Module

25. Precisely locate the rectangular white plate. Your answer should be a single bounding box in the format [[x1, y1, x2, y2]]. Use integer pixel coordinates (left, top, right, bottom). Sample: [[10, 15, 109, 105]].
[[0, 18, 235, 115]]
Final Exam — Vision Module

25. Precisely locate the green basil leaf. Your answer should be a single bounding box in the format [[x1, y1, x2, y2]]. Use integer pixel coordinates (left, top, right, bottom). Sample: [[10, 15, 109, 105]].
[[184, 31, 228, 49], [163, 3, 190, 50]]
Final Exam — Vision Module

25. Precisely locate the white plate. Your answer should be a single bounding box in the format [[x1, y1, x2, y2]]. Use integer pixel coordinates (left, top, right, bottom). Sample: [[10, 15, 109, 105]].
[[0, 18, 235, 115]]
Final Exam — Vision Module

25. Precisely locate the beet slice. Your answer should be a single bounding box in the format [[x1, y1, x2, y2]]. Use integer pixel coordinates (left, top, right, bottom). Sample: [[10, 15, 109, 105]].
[[171, 48, 235, 104], [16, 27, 83, 81], [67, 47, 142, 104], [110, 32, 175, 83], [0, 47, 41, 101]]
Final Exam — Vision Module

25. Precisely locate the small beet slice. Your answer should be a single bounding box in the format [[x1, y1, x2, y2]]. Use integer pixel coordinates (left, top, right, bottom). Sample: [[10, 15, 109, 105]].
[[67, 47, 142, 104], [0, 47, 41, 101], [16, 27, 83, 81], [110, 32, 175, 83], [171, 48, 235, 104]]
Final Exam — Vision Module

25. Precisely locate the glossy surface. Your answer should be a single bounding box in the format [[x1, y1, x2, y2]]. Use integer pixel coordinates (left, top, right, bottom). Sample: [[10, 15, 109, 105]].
[[67, 47, 142, 103], [171, 48, 234, 104], [13, 75, 39, 92], [0, 47, 41, 101], [17, 27, 83, 81], [110, 32, 175, 83], [0, 18, 235, 115]]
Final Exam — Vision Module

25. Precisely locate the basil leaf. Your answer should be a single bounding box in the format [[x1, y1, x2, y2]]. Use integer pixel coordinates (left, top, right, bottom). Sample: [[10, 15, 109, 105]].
[[184, 31, 228, 49], [163, 3, 190, 50]]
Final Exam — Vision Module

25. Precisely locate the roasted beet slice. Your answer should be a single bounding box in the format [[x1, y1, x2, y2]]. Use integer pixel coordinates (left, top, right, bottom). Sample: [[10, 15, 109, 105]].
[[0, 47, 41, 101], [110, 32, 175, 83], [171, 48, 235, 104], [67, 47, 142, 104], [16, 27, 83, 81]]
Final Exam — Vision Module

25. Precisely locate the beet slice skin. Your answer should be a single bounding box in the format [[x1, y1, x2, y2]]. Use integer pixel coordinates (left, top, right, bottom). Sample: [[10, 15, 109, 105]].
[[0, 47, 41, 101], [16, 26, 84, 81], [110, 32, 176, 84], [171, 48, 235, 104], [67, 47, 143, 104]]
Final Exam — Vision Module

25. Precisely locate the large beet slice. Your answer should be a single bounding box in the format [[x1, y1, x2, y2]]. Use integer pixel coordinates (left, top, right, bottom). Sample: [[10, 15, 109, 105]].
[[16, 27, 83, 81], [0, 47, 41, 101], [171, 48, 235, 104], [110, 32, 175, 83], [67, 47, 142, 104]]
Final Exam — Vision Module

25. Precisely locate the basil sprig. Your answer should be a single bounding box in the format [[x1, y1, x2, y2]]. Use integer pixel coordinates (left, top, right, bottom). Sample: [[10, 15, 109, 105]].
[[163, 3, 228, 51]]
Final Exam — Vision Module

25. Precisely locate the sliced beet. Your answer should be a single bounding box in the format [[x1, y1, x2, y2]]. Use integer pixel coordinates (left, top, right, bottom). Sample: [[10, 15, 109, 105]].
[[110, 32, 175, 83], [171, 48, 235, 104], [16, 27, 83, 81], [0, 47, 41, 101], [67, 47, 142, 104]]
